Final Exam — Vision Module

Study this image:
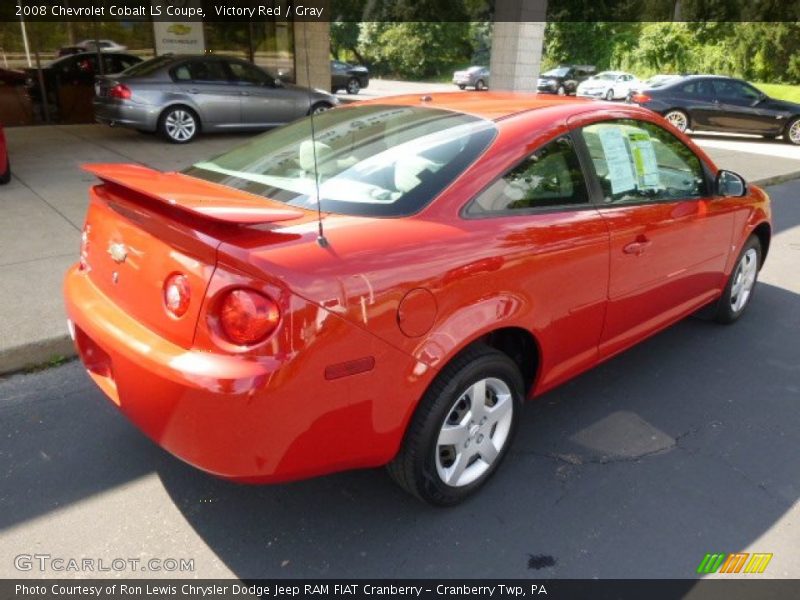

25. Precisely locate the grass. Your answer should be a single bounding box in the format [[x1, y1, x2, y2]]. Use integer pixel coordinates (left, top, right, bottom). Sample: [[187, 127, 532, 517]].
[[753, 83, 800, 103]]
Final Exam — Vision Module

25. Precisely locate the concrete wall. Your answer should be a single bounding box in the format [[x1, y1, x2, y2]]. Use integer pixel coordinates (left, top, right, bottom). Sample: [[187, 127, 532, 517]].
[[293, 21, 331, 90]]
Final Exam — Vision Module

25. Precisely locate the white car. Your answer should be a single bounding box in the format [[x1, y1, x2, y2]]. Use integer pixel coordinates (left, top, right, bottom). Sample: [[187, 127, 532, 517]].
[[576, 71, 640, 100], [77, 40, 128, 53]]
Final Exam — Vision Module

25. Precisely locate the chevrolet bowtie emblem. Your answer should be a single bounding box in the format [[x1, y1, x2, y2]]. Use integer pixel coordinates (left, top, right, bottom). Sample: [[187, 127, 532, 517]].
[[107, 242, 128, 264]]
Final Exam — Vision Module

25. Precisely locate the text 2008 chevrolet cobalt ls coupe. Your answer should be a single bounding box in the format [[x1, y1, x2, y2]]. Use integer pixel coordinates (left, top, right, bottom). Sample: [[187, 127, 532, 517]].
[[64, 94, 770, 505]]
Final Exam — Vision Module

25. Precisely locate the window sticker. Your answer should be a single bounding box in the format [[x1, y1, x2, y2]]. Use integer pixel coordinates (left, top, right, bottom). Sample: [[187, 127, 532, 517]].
[[627, 131, 660, 189], [597, 126, 636, 195]]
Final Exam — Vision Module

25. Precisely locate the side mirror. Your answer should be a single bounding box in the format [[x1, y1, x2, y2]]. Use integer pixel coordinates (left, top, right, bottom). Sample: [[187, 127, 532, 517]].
[[716, 170, 747, 197]]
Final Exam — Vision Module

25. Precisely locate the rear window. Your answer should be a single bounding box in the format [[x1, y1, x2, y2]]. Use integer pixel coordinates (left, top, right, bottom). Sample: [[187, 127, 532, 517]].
[[121, 55, 173, 77], [184, 105, 497, 217]]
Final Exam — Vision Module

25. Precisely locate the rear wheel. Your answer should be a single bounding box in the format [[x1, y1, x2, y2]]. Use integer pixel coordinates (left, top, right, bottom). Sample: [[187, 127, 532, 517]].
[[346, 77, 360, 95], [785, 117, 800, 145], [458, 84, 466, 90], [713, 236, 762, 324], [159, 106, 199, 143], [387, 345, 523, 506], [664, 109, 689, 133], [0, 156, 9, 184]]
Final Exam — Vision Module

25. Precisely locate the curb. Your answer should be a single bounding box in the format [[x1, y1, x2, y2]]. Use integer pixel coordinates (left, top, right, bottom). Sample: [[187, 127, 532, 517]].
[[0, 335, 76, 378], [751, 170, 800, 188], [1, 172, 799, 379]]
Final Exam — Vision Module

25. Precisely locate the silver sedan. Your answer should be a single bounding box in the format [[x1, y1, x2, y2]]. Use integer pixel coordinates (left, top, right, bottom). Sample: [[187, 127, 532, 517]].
[[93, 54, 339, 143]]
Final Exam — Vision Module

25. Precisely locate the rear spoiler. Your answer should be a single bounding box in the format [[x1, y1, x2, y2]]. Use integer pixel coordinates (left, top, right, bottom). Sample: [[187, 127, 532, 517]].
[[82, 163, 304, 225]]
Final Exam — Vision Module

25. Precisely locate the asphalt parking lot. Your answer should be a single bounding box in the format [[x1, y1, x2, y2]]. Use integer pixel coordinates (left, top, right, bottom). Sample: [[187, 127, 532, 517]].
[[0, 175, 798, 579]]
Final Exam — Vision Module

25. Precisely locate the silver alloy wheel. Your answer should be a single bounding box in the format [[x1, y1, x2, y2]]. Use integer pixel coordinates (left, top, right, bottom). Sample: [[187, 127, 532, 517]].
[[789, 119, 800, 145], [312, 104, 330, 115], [730, 248, 758, 313], [164, 109, 196, 142], [346, 78, 360, 94], [435, 377, 514, 488], [476, 79, 485, 91], [665, 110, 688, 132], [605, 89, 614, 100]]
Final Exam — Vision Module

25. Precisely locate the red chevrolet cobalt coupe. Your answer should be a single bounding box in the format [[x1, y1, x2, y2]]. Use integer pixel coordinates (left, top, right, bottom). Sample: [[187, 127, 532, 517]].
[[65, 94, 770, 505]]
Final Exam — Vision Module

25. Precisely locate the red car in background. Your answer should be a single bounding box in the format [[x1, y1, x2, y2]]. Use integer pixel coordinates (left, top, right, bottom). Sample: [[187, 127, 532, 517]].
[[0, 123, 10, 184], [64, 94, 770, 505]]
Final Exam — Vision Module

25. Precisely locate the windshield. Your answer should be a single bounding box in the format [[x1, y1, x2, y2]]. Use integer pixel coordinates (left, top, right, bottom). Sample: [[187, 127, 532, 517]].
[[543, 68, 569, 77], [184, 105, 497, 217]]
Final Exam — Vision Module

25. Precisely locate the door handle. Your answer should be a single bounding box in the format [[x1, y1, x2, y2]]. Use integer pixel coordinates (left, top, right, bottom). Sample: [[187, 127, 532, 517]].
[[623, 235, 652, 256]]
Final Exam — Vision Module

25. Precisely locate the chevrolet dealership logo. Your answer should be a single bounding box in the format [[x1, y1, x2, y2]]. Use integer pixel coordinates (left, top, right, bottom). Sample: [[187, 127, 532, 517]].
[[697, 552, 773, 574], [167, 24, 192, 36]]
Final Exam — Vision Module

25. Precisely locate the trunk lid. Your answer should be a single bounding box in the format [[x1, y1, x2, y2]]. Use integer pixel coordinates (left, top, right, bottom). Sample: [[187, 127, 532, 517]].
[[81, 164, 305, 348]]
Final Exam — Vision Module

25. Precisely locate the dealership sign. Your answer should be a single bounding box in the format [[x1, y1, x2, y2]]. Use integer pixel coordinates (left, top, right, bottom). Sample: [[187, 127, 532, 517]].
[[151, 1, 205, 55]]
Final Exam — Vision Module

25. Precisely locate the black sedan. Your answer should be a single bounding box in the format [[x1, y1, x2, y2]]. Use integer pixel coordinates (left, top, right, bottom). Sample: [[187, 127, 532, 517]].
[[331, 60, 369, 95], [631, 75, 800, 145]]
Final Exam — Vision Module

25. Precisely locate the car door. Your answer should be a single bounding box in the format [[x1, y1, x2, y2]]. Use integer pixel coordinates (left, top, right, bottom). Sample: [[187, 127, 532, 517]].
[[225, 59, 298, 127], [463, 135, 610, 391], [575, 118, 737, 358], [709, 79, 780, 135], [172, 59, 239, 127], [673, 78, 718, 128]]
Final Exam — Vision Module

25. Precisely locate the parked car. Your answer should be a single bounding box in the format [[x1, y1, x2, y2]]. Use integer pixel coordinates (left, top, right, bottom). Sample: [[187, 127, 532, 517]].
[[77, 39, 128, 53], [331, 60, 369, 94], [26, 52, 142, 105], [0, 122, 9, 184], [631, 75, 800, 145], [93, 54, 339, 143], [58, 45, 85, 57], [643, 74, 682, 88], [537, 65, 596, 95], [577, 70, 640, 100], [65, 94, 770, 505], [453, 66, 490, 90]]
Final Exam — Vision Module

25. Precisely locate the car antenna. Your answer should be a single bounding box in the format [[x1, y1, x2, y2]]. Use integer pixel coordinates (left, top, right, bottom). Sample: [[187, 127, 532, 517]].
[[302, 23, 328, 248]]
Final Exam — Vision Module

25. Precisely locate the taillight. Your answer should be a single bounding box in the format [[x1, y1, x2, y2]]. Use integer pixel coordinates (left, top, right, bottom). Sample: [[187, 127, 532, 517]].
[[219, 289, 280, 345], [631, 92, 651, 104], [164, 273, 190, 318], [79, 224, 90, 271], [108, 83, 131, 100]]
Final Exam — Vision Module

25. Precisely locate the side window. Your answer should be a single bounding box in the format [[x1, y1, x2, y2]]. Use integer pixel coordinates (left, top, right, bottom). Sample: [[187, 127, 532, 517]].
[[227, 61, 269, 85], [581, 119, 706, 204], [187, 60, 228, 83], [172, 64, 191, 81], [713, 79, 761, 103], [466, 136, 589, 215]]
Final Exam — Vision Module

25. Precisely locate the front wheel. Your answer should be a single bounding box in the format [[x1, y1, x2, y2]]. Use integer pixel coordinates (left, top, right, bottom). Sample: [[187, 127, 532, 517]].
[[458, 84, 466, 90], [309, 102, 332, 115], [159, 107, 199, 143], [387, 345, 523, 506], [713, 236, 762, 324], [346, 77, 360, 95], [557, 85, 566, 96], [785, 117, 800, 145], [605, 89, 614, 101], [475, 79, 486, 91]]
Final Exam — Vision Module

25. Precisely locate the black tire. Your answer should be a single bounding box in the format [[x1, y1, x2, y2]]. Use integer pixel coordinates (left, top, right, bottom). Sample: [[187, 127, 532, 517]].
[[458, 84, 466, 90], [0, 157, 9, 185], [309, 102, 332, 115], [713, 236, 762, 324], [158, 106, 199, 144], [663, 109, 690, 133], [785, 117, 800, 145], [475, 79, 486, 91], [605, 89, 614, 101], [557, 85, 566, 96], [387, 345, 524, 506], [346, 77, 360, 95]]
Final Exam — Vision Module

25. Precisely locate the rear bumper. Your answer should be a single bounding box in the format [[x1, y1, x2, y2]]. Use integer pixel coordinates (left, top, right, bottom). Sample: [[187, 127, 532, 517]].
[[93, 98, 159, 131], [64, 264, 425, 483]]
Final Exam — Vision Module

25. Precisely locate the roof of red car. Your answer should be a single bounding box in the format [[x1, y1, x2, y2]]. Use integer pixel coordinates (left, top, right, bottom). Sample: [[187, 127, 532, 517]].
[[358, 92, 597, 121]]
